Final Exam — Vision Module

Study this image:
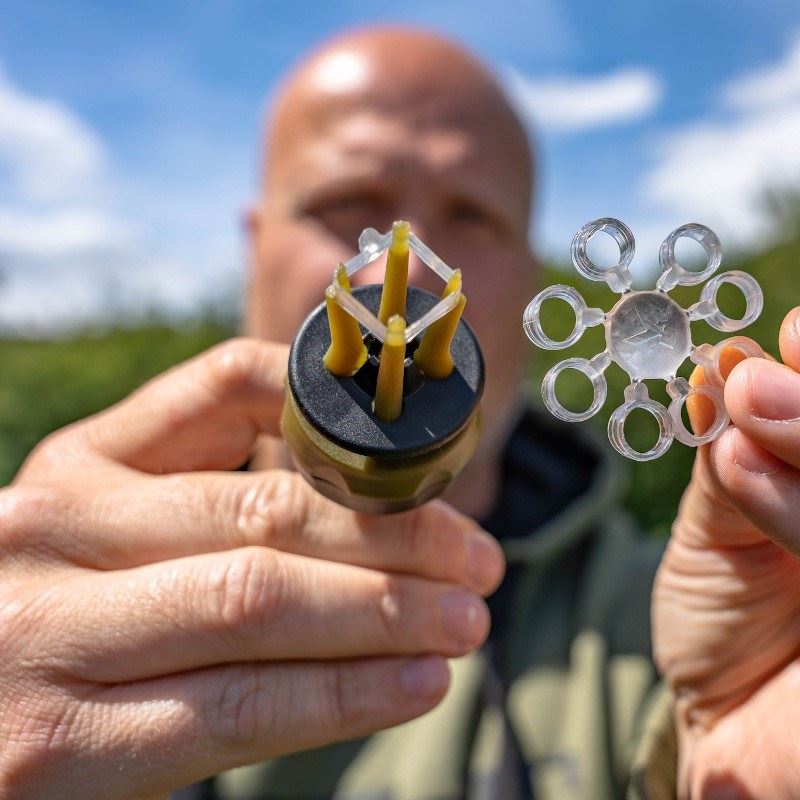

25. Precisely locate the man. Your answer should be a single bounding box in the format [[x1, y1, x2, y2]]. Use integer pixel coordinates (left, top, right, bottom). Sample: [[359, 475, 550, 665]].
[[3, 25, 800, 800]]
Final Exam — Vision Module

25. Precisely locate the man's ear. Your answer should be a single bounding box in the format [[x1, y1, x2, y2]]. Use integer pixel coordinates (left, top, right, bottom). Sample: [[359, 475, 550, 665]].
[[243, 203, 264, 244], [242, 203, 268, 337], [243, 203, 271, 283]]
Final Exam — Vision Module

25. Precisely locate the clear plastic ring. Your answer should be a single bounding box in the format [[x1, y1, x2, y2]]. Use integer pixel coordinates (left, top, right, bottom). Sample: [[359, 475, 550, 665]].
[[657, 223, 722, 291], [698, 271, 764, 332], [571, 218, 634, 293], [692, 336, 766, 389], [667, 378, 728, 446], [542, 357, 608, 422], [523, 285, 591, 350], [608, 384, 673, 461]]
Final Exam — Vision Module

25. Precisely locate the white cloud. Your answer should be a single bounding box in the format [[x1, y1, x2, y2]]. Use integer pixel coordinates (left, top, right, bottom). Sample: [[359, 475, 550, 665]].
[[505, 66, 663, 132], [0, 61, 242, 334], [0, 61, 145, 333], [0, 60, 130, 265], [641, 32, 800, 246], [722, 34, 800, 112], [0, 208, 133, 258], [0, 250, 241, 335], [0, 65, 106, 202]]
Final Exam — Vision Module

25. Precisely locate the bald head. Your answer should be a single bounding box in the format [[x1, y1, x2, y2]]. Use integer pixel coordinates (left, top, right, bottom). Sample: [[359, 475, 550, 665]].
[[246, 27, 538, 516], [264, 27, 533, 230]]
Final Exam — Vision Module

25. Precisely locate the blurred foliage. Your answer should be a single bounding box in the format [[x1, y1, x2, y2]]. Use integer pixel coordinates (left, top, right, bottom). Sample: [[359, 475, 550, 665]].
[[0, 318, 233, 486], [1, 213, 799, 538]]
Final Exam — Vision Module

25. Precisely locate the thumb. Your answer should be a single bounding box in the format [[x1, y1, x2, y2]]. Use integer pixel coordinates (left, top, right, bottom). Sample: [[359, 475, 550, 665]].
[[23, 339, 289, 479]]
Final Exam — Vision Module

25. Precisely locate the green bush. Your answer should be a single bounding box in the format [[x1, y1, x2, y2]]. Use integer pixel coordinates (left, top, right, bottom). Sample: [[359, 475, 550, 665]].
[[0, 319, 232, 486]]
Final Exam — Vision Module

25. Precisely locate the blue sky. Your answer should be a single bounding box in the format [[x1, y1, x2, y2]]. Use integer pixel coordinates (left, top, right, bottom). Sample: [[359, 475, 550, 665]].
[[1, 0, 800, 332]]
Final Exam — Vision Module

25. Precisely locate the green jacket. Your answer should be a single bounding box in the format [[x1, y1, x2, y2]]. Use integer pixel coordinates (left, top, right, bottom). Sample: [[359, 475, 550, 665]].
[[199, 411, 677, 800]]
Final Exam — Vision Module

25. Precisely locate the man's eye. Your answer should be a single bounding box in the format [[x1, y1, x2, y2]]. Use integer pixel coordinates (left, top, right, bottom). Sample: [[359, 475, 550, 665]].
[[306, 192, 385, 221], [305, 193, 393, 244], [448, 200, 494, 229], [319, 195, 374, 214]]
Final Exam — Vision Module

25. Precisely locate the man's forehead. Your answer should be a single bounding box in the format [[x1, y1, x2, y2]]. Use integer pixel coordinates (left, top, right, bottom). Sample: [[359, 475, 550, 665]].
[[269, 94, 526, 202], [304, 49, 372, 96], [284, 110, 478, 177], [290, 43, 492, 118], [271, 108, 531, 236]]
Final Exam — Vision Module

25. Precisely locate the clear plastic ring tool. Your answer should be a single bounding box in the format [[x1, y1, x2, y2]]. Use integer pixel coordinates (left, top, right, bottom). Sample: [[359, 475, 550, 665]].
[[523, 218, 765, 461]]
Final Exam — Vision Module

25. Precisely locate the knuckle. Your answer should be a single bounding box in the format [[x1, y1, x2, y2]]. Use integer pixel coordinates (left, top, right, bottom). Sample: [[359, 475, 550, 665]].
[[0, 486, 71, 559], [16, 431, 66, 477], [421, 505, 467, 572], [0, 587, 43, 659], [211, 664, 266, 749], [397, 507, 432, 563], [203, 338, 267, 399], [211, 547, 286, 636], [373, 573, 408, 643], [17, 424, 92, 480], [235, 472, 308, 549], [397, 505, 461, 578], [321, 662, 352, 733], [210, 663, 354, 751], [0, 692, 82, 796], [0, 488, 34, 546]]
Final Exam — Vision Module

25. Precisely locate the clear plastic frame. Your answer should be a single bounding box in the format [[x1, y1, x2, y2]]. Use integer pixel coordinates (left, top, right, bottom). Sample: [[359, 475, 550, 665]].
[[329, 227, 461, 344], [524, 218, 766, 461]]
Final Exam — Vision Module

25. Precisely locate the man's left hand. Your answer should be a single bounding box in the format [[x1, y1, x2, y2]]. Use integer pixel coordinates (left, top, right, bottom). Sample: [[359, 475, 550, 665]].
[[654, 305, 800, 798]]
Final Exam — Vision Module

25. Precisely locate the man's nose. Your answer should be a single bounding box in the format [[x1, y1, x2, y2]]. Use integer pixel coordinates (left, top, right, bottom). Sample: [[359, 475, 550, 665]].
[[355, 220, 447, 299]]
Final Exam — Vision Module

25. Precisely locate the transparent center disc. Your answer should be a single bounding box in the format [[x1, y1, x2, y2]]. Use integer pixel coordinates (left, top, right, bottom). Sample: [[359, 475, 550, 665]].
[[606, 291, 691, 379]]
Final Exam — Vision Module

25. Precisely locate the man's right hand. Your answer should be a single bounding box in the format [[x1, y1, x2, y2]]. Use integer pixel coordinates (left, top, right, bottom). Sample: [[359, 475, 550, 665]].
[[0, 338, 504, 800]]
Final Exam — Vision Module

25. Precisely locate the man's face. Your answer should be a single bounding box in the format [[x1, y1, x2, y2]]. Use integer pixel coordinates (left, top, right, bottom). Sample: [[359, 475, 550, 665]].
[[246, 45, 537, 454]]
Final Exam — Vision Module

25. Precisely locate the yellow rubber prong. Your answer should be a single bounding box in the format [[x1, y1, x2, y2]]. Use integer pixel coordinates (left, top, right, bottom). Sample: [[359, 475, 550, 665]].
[[334, 262, 351, 291], [413, 269, 466, 379], [377, 220, 410, 325], [323, 264, 368, 377], [374, 314, 406, 422]]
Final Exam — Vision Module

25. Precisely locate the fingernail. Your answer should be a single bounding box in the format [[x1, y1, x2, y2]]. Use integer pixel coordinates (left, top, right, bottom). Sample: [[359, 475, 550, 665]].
[[439, 589, 487, 648], [465, 531, 504, 593], [788, 307, 800, 341], [400, 656, 449, 698], [749, 362, 800, 422], [734, 434, 782, 476]]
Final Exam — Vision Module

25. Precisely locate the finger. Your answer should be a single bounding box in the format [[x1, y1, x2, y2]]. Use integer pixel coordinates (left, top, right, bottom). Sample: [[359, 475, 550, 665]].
[[55, 547, 490, 683], [29, 655, 450, 800], [724, 358, 800, 470], [41, 470, 504, 594], [709, 425, 800, 557], [687, 341, 754, 435], [53, 338, 288, 474], [779, 306, 800, 372]]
